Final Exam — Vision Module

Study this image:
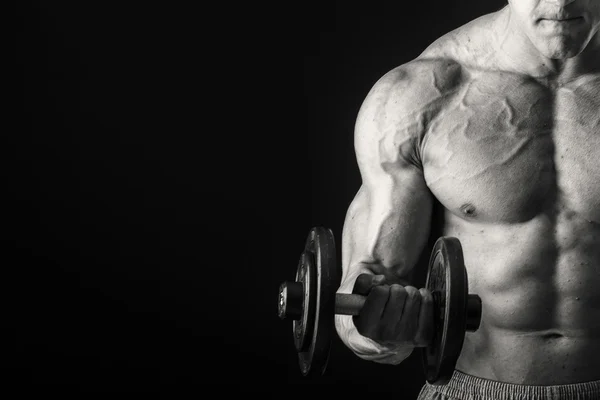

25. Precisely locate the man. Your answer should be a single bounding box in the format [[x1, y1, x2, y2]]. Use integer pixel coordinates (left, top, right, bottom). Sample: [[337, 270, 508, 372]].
[[334, 0, 600, 399]]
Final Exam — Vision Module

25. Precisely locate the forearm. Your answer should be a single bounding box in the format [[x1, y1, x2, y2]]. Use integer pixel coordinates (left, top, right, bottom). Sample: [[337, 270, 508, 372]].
[[335, 184, 432, 362]]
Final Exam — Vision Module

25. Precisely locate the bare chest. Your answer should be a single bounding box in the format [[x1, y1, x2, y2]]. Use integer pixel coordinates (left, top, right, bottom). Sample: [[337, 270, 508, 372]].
[[422, 72, 600, 223]]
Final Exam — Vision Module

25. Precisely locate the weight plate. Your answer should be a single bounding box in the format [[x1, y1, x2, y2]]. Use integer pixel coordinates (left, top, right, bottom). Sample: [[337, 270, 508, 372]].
[[420, 236, 468, 385], [296, 227, 337, 377], [292, 251, 315, 353]]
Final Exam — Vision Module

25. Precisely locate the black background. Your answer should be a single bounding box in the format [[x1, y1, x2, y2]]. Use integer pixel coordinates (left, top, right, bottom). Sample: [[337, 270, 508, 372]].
[[9, 0, 504, 395]]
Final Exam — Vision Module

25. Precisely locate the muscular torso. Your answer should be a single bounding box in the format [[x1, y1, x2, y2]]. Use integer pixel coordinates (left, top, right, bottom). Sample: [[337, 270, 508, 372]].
[[420, 64, 600, 384]]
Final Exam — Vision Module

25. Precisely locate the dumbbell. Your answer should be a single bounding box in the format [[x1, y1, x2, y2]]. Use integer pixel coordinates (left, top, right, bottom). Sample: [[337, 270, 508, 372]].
[[277, 227, 482, 385]]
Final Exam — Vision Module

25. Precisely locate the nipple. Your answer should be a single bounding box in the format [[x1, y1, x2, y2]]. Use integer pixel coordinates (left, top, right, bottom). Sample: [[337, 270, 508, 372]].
[[460, 203, 477, 217]]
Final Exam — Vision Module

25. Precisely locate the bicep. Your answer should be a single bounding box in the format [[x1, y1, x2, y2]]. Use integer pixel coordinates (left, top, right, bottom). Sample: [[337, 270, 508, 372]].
[[339, 169, 433, 292], [339, 68, 434, 291]]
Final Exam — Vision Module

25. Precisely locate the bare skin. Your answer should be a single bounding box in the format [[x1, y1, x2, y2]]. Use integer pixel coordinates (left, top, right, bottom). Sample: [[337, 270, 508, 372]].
[[335, 2, 600, 385]]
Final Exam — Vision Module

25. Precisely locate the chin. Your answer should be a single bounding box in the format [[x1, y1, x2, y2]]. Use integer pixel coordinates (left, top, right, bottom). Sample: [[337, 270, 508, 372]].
[[540, 46, 584, 59], [532, 35, 588, 59]]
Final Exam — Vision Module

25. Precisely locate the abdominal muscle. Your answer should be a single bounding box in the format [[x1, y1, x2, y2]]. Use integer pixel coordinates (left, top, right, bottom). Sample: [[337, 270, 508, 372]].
[[446, 212, 600, 385]]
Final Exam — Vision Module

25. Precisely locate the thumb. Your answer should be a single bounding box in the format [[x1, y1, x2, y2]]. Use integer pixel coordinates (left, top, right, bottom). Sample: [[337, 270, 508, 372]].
[[352, 273, 386, 296]]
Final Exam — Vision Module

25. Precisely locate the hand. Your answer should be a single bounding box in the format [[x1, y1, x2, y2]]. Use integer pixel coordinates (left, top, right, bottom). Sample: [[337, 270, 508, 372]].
[[352, 273, 434, 347]]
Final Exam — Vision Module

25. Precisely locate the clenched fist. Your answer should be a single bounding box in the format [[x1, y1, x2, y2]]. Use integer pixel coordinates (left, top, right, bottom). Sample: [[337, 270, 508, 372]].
[[352, 274, 434, 347]]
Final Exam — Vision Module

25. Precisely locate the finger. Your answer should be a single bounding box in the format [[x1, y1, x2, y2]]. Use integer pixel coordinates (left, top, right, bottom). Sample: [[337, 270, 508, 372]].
[[414, 288, 434, 346], [353, 285, 389, 339], [380, 284, 408, 341], [395, 286, 421, 343], [367, 265, 411, 286], [352, 274, 386, 295]]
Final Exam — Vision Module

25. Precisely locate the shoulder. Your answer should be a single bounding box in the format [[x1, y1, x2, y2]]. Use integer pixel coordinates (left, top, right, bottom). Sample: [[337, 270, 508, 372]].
[[354, 58, 463, 169], [354, 9, 504, 168], [357, 9, 508, 126], [356, 58, 464, 139], [357, 57, 464, 130], [365, 57, 464, 104], [358, 7, 506, 120], [419, 9, 504, 69]]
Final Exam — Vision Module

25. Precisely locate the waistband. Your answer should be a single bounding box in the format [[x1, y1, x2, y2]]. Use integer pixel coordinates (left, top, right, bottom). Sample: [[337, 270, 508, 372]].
[[425, 370, 600, 400]]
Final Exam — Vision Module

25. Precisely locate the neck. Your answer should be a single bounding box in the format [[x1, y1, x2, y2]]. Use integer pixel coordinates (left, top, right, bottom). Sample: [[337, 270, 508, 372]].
[[492, 6, 600, 84]]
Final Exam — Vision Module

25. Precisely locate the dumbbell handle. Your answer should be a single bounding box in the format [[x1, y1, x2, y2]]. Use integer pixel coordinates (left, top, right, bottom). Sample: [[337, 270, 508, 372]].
[[279, 282, 481, 331], [335, 292, 482, 333], [335, 293, 365, 315], [280, 282, 366, 319]]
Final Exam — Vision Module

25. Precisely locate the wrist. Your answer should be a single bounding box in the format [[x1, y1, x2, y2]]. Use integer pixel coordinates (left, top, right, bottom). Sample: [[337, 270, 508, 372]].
[[334, 315, 413, 364]]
